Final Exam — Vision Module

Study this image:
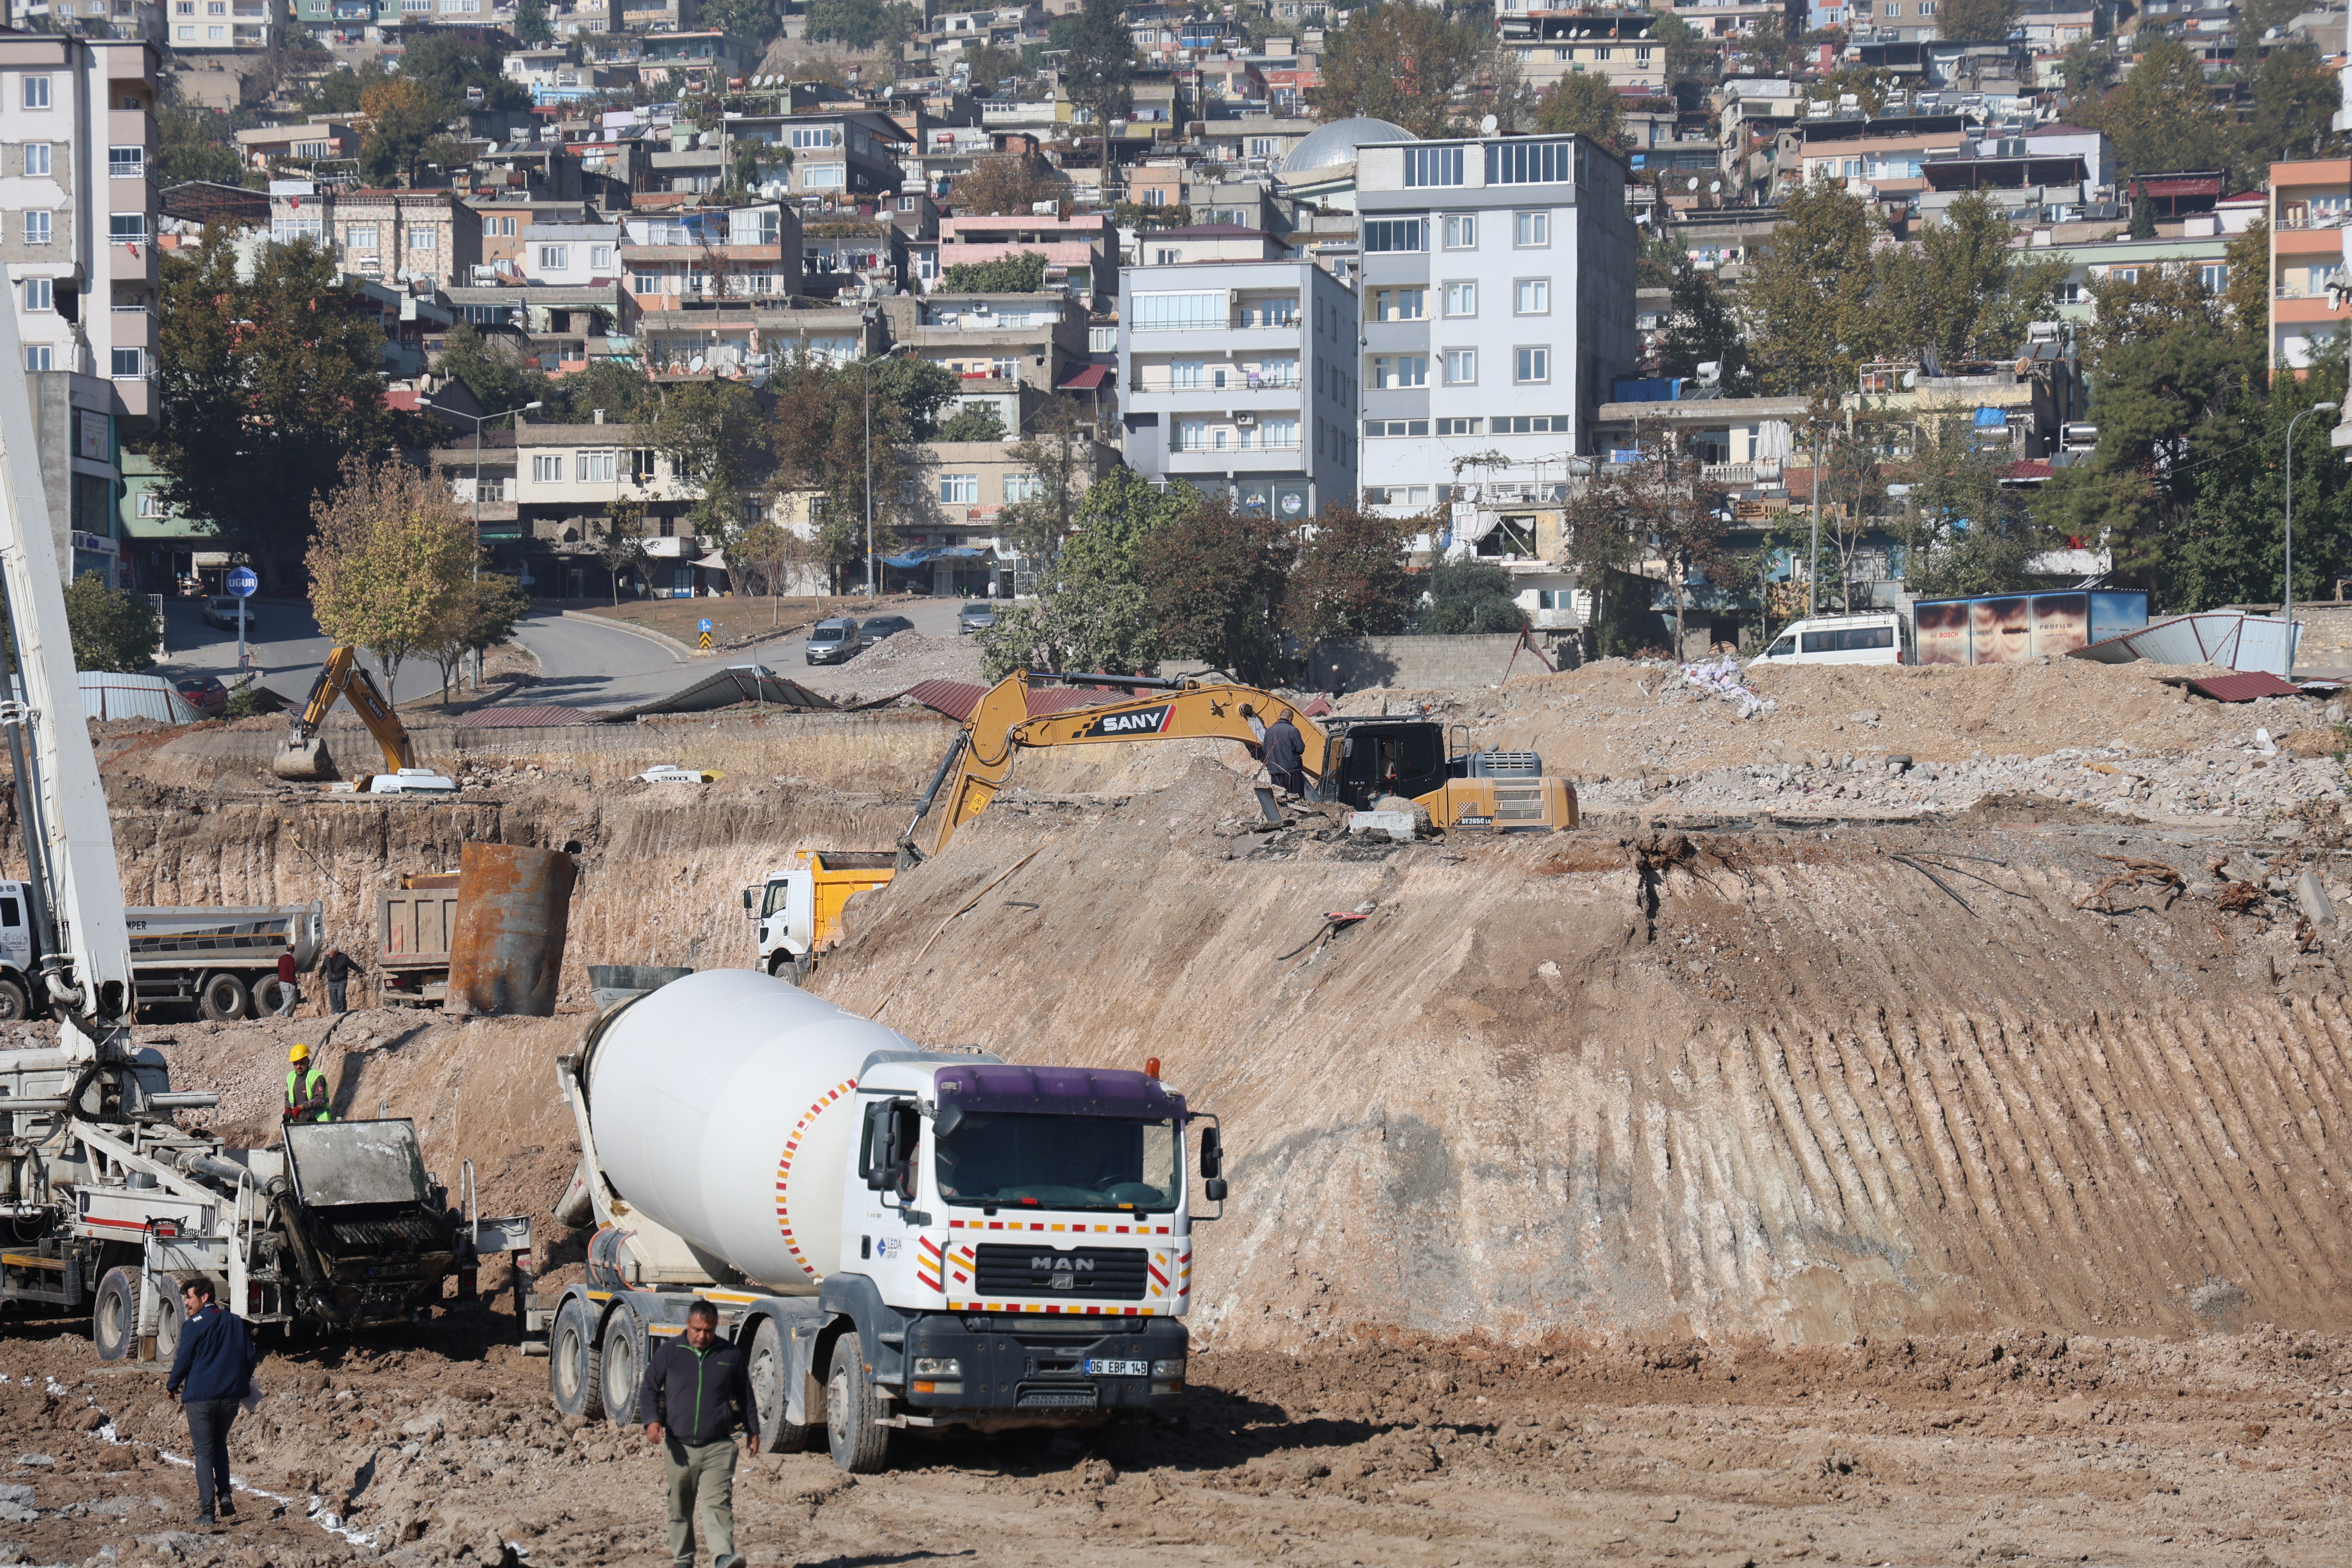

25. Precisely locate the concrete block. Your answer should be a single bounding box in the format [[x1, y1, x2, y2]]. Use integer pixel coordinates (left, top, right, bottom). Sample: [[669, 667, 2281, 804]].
[[1348, 811, 1418, 842]]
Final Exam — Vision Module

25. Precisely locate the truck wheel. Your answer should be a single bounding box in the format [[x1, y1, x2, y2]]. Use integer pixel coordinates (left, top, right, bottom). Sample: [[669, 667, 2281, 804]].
[[92, 1267, 138, 1362], [599, 1307, 646, 1428], [153, 1281, 189, 1363], [0, 976, 28, 1022], [825, 1332, 893, 1474], [746, 1318, 817, 1454], [198, 973, 250, 1023], [550, 1296, 603, 1421]]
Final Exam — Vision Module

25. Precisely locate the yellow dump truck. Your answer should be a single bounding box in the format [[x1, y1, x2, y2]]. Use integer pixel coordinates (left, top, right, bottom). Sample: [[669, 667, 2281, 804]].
[[744, 849, 897, 980]]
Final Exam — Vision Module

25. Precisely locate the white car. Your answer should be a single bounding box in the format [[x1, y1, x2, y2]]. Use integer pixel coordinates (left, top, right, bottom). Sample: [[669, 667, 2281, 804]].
[[1749, 612, 1913, 668], [367, 768, 460, 795], [636, 764, 718, 784]]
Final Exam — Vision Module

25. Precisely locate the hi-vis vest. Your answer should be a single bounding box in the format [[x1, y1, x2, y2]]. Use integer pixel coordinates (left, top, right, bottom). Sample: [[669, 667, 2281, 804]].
[[285, 1067, 330, 1123]]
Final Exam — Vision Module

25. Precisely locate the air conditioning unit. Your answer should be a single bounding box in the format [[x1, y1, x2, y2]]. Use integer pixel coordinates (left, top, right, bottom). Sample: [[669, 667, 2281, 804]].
[[1234, 412, 1256, 426]]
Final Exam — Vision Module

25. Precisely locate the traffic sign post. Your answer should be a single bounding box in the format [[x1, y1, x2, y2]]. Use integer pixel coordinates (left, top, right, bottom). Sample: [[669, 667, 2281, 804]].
[[697, 616, 714, 652], [226, 567, 257, 670]]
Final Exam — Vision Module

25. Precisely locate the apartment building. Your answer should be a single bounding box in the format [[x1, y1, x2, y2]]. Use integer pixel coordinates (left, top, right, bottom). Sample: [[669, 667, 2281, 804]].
[[232, 118, 358, 171], [469, 199, 590, 275], [904, 435, 1121, 596], [936, 211, 1117, 303], [0, 32, 159, 588], [1353, 134, 1638, 516], [727, 110, 911, 205], [521, 222, 622, 286], [1118, 258, 1357, 522], [881, 290, 1092, 416], [621, 203, 804, 313], [2270, 158, 2350, 373], [270, 185, 484, 291], [510, 414, 706, 590], [1498, 11, 1666, 95], [161, 0, 276, 52]]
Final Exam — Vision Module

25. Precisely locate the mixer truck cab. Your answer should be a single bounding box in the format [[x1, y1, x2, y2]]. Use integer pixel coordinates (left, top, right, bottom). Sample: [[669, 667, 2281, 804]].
[[538, 968, 1224, 1474]]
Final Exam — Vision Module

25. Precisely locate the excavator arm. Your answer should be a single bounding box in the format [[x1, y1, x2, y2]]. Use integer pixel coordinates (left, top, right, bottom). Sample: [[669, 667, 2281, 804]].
[[272, 646, 417, 782]]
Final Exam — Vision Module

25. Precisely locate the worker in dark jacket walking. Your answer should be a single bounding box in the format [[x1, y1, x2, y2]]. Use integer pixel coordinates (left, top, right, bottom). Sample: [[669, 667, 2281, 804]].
[[165, 1275, 261, 1529], [272, 948, 299, 1016], [320, 946, 356, 1014], [641, 1299, 759, 1568]]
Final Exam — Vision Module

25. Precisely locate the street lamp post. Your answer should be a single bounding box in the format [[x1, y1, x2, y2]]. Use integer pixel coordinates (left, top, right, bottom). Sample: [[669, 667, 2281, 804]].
[[857, 345, 914, 599], [2285, 399, 2339, 677], [422, 396, 541, 688]]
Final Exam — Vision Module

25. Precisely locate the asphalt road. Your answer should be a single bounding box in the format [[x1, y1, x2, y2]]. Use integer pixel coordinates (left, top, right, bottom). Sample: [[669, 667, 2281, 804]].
[[154, 597, 449, 707]]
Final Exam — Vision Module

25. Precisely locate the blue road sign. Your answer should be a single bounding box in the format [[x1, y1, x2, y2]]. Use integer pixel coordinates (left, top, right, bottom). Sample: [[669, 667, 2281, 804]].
[[698, 617, 713, 634], [226, 567, 258, 598]]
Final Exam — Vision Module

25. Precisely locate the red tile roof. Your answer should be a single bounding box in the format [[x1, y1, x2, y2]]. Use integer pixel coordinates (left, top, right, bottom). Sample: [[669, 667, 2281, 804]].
[[1058, 365, 1112, 390], [2186, 672, 2303, 703]]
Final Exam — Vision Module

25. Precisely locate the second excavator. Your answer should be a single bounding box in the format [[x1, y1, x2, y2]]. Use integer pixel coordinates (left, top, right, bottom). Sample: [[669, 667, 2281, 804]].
[[270, 646, 457, 793]]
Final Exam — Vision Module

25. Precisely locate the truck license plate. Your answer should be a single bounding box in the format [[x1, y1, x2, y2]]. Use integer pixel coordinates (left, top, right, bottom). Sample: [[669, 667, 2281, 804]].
[[1083, 1358, 1148, 1377]]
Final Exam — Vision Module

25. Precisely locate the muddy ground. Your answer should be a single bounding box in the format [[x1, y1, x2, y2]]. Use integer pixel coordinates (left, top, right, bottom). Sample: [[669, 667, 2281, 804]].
[[5, 1305, 2350, 1568]]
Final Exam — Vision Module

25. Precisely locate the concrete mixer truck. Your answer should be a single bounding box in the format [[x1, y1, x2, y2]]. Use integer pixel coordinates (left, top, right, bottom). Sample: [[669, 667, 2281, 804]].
[[536, 967, 1226, 1474]]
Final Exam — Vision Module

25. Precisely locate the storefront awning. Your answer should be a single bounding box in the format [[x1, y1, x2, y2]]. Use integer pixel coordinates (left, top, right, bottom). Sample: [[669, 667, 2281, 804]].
[[882, 546, 995, 568]]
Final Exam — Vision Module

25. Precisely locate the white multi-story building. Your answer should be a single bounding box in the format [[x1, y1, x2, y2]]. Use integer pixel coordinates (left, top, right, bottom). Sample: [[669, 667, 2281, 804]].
[[1117, 258, 1357, 523], [1353, 134, 1637, 518], [0, 31, 158, 589]]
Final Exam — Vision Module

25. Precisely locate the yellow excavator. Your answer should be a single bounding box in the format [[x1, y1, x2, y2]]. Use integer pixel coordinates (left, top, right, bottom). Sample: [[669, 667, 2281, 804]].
[[270, 646, 458, 795], [897, 670, 1577, 862]]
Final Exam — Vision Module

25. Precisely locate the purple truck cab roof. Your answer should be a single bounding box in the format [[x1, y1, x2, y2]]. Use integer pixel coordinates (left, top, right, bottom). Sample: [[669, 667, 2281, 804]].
[[936, 1062, 1188, 1121]]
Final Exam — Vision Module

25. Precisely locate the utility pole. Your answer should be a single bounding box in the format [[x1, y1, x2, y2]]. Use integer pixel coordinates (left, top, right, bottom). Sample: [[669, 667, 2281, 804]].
[[421, 394, 540, 688], [1807, 423, 1822, 619]]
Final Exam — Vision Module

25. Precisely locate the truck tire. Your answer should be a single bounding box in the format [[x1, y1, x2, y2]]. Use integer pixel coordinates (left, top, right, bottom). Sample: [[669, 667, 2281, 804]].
[[198, 973, 250, 1023], [255, 978, 295, 1015], [92, 1267, 138, 1362], [824, 1331, 892, 1474], [0, 975, 29, 1022], [550, 1296, 603, 1421], [599, 1307, 646, 1428], [746, 1317, 817, 1454]]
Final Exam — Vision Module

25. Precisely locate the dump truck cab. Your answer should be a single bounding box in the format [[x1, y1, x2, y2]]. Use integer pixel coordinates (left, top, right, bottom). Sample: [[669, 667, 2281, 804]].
[[746, 849, 897, 978]]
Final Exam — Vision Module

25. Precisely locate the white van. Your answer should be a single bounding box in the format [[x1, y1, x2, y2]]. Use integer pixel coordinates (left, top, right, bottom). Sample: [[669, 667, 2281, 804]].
[[1749, 612, 1913, 668]]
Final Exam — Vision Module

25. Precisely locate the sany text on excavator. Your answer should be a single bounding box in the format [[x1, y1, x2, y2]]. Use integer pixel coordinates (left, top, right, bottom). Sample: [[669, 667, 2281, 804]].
[[270, 645, 457, 794], [897, 670, 1577, 862]]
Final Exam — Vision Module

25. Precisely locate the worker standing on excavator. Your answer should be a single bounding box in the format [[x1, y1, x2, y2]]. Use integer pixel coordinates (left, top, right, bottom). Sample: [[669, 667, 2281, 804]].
[[283, 1044, 329, 1124], [1261, 709, 1307, 797]]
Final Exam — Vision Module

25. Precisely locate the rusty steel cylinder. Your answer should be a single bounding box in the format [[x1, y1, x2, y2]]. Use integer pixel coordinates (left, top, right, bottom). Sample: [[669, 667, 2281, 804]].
[[448, 842, 577, 1016]]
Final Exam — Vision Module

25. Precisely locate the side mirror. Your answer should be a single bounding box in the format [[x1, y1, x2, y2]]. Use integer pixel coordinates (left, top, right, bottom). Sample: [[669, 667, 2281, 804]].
[[1204, 1177, 1227, 1202], [1199, 1125, 1222, 1180], [741, 887, 754, 912]]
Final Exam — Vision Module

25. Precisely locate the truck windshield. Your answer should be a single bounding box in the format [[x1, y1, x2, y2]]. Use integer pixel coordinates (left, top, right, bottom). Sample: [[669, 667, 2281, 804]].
[[935, 1113, 1179, 1213]]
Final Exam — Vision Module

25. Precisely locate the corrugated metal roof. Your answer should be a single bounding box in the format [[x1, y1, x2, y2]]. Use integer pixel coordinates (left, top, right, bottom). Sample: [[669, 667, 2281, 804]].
[[2186, 671, 2303, 702], [457, 704, 591, 729], [902, 680, 1117, 724]]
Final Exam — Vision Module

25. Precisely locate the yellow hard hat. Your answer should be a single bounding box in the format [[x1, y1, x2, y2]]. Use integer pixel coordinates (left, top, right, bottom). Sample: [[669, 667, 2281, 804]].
[[289, 1043, 311, 1063]]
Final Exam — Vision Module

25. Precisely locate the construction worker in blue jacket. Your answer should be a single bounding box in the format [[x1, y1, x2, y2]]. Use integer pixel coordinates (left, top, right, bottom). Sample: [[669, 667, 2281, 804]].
[[283, 1043, 329, 1124]]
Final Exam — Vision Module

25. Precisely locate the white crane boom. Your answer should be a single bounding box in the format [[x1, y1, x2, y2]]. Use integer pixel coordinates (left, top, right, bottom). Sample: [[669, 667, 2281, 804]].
[[0, 296, 136, 1054]]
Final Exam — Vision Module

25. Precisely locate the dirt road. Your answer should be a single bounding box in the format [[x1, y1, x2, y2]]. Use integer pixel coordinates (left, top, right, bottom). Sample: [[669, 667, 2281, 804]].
[[5, 1309, 2348, 1567]]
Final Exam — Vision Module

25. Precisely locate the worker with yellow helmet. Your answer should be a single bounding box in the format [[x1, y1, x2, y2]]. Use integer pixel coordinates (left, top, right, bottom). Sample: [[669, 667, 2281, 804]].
[[283, 1043, 330, 1124]]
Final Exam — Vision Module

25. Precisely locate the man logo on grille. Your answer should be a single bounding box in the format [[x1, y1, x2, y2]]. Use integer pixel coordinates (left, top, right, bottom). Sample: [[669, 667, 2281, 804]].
[[1031, 1256, 1094, 1272]]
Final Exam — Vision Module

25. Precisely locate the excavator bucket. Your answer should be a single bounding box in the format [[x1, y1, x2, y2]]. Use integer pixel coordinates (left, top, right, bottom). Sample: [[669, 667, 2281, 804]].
[[270, 734, 335, 781]]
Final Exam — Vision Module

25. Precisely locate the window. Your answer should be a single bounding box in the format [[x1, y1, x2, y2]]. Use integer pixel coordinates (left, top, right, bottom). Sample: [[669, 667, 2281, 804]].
[[803, 165, 846, 189], [1436, 417, 1480, 435], [1442, 280, 1477, 316], [346, 225, 379, 250], [1365, 419, 1430, 437], [490, 216, 517, 237], [24, 144, 50, 178], [1372, 355, 1428, 388], [579, 450, 615, 483], [1442, 214, 1477, 250], [1003, 474, 1044, 503], [2200, 262, 2229, 292], [1403, 146, 1465, 187], [991, 356, 1016, 380], [1261, 416, 1299, 448], [2109, 267, 2139, 283], [1171, 360, 1203, 387], [109, 214, 146, 242], [1486, 140, 1573, 185], [1492, 414, 1572, 433], [108, 145, 142, 178], [23, 211, 50, 246], [532, 454, 565, 483], [137, 489, 162, 518], [24, 345, 49, 372], [1637, 45, 1653, 60], [539, 244, 570, 270], [1514, 211, 1550, 247], [788, 126, 840, 149], [1363, 218, 1426, 253], [1176, 419, 1207, 450], [208, 25, 224, 37], [1514, 346, 1550, 383], [1133, 291, 1225, 330], [409, 227, 438, 252], [1443, 348, 1476, 384], [21, 278, 48, 312], [592, 245, 613, 269], [110, 347, 145, 379], [631, 449, 658, 483], [1514, 278, 1549, 314], [1374, 287, 1424, 321], [1800, 625, 1894, 653], [939, 474, 979, 504], [20, 76, 49, 111]]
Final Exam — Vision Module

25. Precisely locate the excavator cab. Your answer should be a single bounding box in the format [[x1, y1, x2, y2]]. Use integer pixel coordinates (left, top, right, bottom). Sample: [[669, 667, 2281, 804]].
[[1321, 721, 1450, 810]]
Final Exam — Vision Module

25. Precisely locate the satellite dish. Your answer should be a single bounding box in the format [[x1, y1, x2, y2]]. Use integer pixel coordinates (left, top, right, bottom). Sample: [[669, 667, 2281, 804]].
[[690, 355, 706, 372], [1709, 180, 1722, 193], [1480, 113, 1499, 135], [1687, 176, 1700, 191]]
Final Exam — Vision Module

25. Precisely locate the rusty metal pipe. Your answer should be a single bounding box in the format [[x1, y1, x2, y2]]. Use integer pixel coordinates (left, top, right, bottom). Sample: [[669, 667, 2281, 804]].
[[448, 843, 577, 1016]]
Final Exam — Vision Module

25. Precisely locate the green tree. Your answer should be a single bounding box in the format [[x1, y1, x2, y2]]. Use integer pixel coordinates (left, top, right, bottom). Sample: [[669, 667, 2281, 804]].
[[1061, 0, 1136, 174], [2241, 40, 2344, 171], [1287, 505, 1416, 639], [1140, 499, 1293, 681], [2223, 218, 2271, 340], [1742, 181, 1882, 396], [155, 101, 256, 189], [399, 32, 531, 114], [2074, 38, 2232, 180], [977, 468, 1191, 677], [1308, 1, 1492, 138], [1419, 557, 1526, 634], [805, 0, 916, 49], [696, 0, 782, 56], [432, 322, 552, 417], [956, 41, 1025, 92], [947, 149, 1067, 215], [359, 76, 443, 186], [1893, 416, 2042, 599], [649, 380, 774, 546], [1114, 200, 1192, 233], [1650, 13, 1719, 96], [1531, 72, 1624, 149], [2171, 342, 2352, 610], [306, 455, 475, 699], [424, 573, 531, 703], [936, 403, 1008, 441], [1634, 227, 1683, 290], [768, 355, 925, 582], [63, 573, 159, 674], [152, 230, 407, 589], [303, 61, 393, 116], [1882, 189, 2069, 365], [872, 356, 963, 438], [997, 401, 1094, 559], [1655, 260, 1750, 390], [591, 499, 647, 606], [939, 251, 1049, 292], [557, 359, 659, 424], [514, 0, 554, 45], [1934, 0, 2019, 40], [2055, 37, 2116, 95]]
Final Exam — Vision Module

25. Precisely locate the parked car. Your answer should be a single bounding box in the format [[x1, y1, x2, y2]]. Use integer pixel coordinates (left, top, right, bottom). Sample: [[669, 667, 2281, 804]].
[[1748, 612, 1914, 669], [957, 602, 996, 636], [200, 595, 245, 632], [804, 618, 860, 665], [173, 676, 229, 717], [857, 615, 914, 648]]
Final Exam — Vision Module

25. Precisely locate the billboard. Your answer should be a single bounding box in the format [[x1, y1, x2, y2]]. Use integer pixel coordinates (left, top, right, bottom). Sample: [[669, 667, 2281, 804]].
[[1912, 590, 2149, 666]]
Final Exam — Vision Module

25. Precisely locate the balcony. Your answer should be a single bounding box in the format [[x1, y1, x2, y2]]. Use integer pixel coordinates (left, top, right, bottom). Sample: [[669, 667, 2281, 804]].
[[1701, 459, 1781, 485]]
